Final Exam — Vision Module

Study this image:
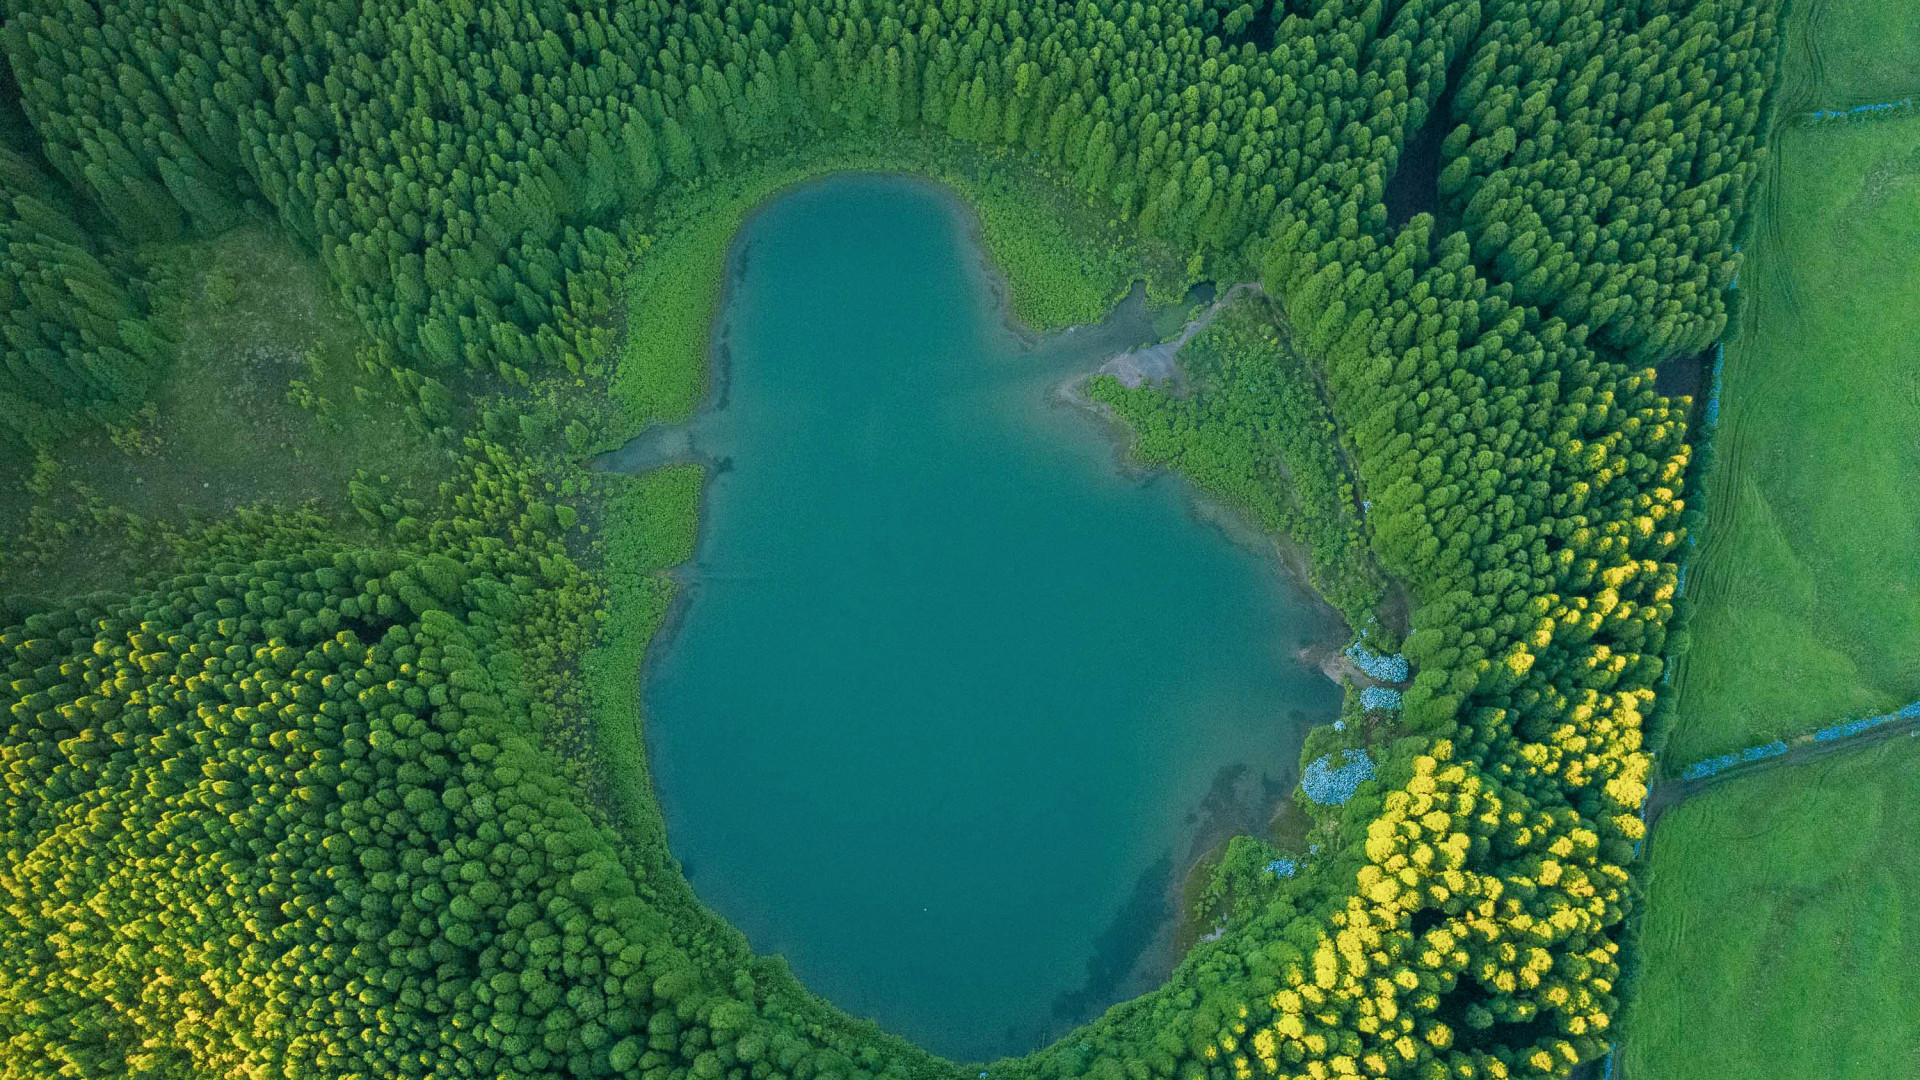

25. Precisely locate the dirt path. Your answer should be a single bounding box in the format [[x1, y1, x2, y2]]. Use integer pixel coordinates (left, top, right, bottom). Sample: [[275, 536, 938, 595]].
[[1099, 282, 1263, 387]]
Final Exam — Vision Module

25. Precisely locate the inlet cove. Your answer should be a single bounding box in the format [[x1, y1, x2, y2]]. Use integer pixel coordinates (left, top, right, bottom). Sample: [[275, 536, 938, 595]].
[[623, 176, 1342, 1060]]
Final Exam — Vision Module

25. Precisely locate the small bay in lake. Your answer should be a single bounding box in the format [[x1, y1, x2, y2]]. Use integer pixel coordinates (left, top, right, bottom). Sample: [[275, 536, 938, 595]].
[[621, 175, 1342, 1062]]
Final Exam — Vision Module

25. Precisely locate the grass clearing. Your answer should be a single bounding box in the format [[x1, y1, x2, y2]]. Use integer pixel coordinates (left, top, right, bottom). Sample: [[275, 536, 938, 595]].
[[579, 463, 701, 856], [1663, 111, 1920, 766], [0, 225, 447, 595], [1622, 733, 1920, 1079], [143, 226, 447, 515]]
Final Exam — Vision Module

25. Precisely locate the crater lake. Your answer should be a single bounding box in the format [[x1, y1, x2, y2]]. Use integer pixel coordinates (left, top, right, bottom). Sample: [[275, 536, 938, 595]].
[[632, 175, 1343, 1062]]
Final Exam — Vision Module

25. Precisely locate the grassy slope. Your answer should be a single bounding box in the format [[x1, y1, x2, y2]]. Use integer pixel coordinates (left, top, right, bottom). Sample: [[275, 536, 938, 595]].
[[1623, 734, 1920, 1079], [0, 225, 447, 595], [1663, 0, 1920, 766]]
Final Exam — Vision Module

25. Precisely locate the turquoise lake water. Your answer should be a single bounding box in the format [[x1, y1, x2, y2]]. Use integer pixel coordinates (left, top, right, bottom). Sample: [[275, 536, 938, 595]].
[[634, 175, 1341, 1062]]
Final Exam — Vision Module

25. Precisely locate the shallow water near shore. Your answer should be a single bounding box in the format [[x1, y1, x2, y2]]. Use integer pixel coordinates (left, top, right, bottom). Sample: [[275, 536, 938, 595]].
[[623, 174, 1341, 1061]]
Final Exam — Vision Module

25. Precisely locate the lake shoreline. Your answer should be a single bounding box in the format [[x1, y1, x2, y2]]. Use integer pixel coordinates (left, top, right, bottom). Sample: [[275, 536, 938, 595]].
[[1049, 370, 1354, 670], [634, 169, 1356, 1018], [607, 172, 1352, 1059], [1040, 306, 1363, 1000]]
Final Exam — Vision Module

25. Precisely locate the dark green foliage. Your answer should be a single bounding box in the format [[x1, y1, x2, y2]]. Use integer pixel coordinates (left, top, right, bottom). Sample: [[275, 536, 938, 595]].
[[0, 0, 1785, 1077], [1441, 0, 1781, 362], [0, 164, 172, 443]]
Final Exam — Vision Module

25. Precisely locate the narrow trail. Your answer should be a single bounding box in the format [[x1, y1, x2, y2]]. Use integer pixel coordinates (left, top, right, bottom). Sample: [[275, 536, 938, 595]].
[[1098, 282, 1263, 388]]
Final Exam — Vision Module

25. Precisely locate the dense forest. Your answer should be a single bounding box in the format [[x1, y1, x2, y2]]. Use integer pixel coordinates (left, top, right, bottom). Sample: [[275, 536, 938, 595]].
[[1, 1, 1780, 1079]]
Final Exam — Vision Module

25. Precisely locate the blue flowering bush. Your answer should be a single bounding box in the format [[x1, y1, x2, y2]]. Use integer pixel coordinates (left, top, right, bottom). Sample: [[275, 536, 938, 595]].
[[1344, 641, 1409, 682], [1813, 716, 1884, 742], [1812, 700, 1920, 742], [1682, 702, 1920, 778], [1198, 837, 1306, 928], [1681, 739, 1789, 780], [1303, 748, 1376, 805], [1806, 98, 1915, 124], [1702, 342, 1726, 429], [1360, 685, 1403, 712]]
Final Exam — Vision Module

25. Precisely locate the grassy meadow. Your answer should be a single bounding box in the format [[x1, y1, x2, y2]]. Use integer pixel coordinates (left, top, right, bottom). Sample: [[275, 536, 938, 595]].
[[1782, 0, 1920, 108], [0, 226, 448, 595], [1663, 106, 1920, 766], [1623, 733, 1920, 1079]]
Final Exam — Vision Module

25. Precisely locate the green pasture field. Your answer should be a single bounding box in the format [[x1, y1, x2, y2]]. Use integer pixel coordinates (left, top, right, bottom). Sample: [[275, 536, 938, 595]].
[[1622, 733, 1920, 1079], [1631, 2, 1920, 1076], [1782, 0, 1920, 109], [1662, 110, 1920, 766]]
